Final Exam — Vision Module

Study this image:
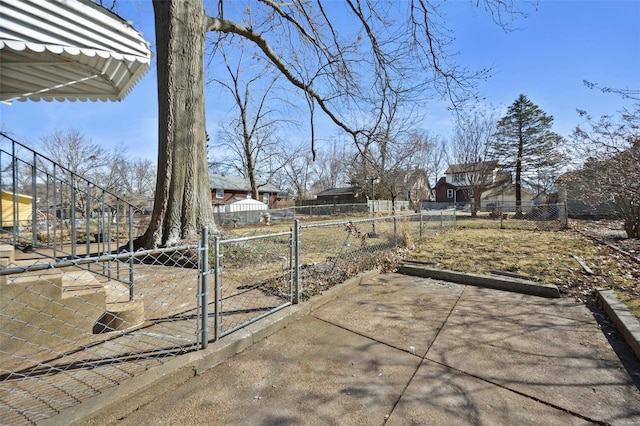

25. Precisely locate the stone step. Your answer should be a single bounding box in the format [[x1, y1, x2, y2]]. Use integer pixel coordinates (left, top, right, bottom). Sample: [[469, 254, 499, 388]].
[[104, 280, 133, 304], [0, 243, 15, 263], [61, 270, 104, 294], [1, 247, 146, 336], [94, 298, 145, 333]]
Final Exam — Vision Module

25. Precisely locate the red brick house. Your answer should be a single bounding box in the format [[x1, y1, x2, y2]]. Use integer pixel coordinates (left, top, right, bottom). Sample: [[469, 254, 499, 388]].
[[433, 177, 470, 204], [209, 174, 281, 209], [434, 161, 508, 205]]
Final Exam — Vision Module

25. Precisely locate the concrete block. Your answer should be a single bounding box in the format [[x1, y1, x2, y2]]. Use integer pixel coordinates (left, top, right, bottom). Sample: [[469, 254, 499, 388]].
[[598, 289, 640, 362], [0, 244, 15, 263], [94, 298, 145, 333], [399, 264, 561, 298]]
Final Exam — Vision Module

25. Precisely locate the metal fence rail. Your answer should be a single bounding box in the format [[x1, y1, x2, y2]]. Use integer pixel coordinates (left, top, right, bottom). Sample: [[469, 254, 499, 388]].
[[0, 132, 141, 291]]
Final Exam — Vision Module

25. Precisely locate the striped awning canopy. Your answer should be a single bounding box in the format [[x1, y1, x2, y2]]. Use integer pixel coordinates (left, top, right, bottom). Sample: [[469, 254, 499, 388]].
[[0, 0, 152, 103]]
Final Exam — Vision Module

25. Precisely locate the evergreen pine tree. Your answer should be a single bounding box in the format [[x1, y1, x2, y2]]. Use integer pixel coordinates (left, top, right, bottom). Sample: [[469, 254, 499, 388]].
[[492, 94, 564, 216]]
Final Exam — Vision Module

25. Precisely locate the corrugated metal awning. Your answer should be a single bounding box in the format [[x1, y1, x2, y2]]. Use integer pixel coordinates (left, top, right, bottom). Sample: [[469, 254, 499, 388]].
[[0, 0, 152, 103]]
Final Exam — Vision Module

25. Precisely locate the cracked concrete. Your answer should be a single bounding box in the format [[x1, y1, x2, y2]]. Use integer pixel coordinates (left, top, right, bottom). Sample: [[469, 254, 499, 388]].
[[101, 273, 640, 426]]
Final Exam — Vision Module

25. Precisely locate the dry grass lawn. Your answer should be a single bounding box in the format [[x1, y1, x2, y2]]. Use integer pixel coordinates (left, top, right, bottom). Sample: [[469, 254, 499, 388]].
[[220, 216, 639, 319], [410, 227, 640, 319]]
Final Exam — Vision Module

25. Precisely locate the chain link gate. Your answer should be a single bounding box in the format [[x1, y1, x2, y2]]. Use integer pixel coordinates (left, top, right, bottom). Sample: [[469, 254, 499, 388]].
[[202, 230, 295, 341]]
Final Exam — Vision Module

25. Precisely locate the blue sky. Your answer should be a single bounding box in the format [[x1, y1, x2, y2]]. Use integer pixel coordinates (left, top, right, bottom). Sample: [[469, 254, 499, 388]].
[[1, 0, 638, 162]]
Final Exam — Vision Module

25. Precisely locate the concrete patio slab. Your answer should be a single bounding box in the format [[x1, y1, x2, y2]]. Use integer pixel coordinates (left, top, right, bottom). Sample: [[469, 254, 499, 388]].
[[47, 272, 640, 425]]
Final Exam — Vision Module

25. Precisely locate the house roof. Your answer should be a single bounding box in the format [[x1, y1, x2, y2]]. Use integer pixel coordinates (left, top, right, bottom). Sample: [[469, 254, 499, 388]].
[[1, 190, 32, 201], [209, 174, 281, 193], [316, 186, 361, 197], [433, 178, 456, 190], [445, 161, 499, 175]]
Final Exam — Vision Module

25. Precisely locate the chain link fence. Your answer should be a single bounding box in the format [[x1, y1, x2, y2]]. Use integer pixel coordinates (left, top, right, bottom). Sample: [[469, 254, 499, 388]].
[[1, 211, 456, 424], [296, 211, 455, 300], [214, 201, 433, 228], [0, 245, 202, 425], [451, 203, 568, 231]]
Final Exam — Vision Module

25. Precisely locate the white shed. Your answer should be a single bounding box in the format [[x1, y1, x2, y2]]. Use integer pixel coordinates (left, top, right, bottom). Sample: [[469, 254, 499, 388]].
[[226, 198, 268, 213]]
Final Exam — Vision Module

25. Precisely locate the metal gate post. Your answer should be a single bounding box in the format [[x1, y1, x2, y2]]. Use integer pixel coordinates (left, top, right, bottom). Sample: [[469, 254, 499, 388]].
[[200, 227, 209, 349], [128, 205, 134, 301], [214, 235, 221, 340], [293, 219, 301, 304], [289, 230, 294, 302], [393, 215, 398, 247]]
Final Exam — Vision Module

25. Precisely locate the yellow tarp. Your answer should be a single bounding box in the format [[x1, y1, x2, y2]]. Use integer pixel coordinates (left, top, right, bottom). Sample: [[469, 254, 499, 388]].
[[0, 191, 33, 227]]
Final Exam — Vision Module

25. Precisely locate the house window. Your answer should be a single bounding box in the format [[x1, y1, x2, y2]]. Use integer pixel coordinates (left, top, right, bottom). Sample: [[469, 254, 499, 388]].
[[453, 173, 464, 183], [215, 189, 224, 199], [262, 193, 270, 204], [446, 189, 453, 199]]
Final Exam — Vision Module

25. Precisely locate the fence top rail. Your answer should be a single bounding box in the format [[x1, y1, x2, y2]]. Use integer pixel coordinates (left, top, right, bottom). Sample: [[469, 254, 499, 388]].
[[299, 212, 423, 230], [0, 244, 199, 276], [421, 208, 456, 215], [219, 231, 292, 244], [482, 202, 564, 207]]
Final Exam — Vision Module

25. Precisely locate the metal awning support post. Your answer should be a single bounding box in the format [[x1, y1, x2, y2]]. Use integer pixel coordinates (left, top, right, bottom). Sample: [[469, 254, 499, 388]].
[[31, 153, 37, 244], [70, 175, 76, 258]]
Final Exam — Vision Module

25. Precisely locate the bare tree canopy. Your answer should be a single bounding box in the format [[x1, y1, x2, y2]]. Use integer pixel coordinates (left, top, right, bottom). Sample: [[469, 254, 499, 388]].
[[449, 108, 501, 215], [139, 0, 532, 247], [212, 41, 290, 199], [35, 129, 155, 214], [570, 105, 640, 238], [583, 80, 640, 101]]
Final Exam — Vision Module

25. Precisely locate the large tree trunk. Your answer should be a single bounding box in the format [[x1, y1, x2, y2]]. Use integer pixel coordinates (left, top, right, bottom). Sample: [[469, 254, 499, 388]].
[[622, 202, 640, 239], [140, 0, 213, 248]]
